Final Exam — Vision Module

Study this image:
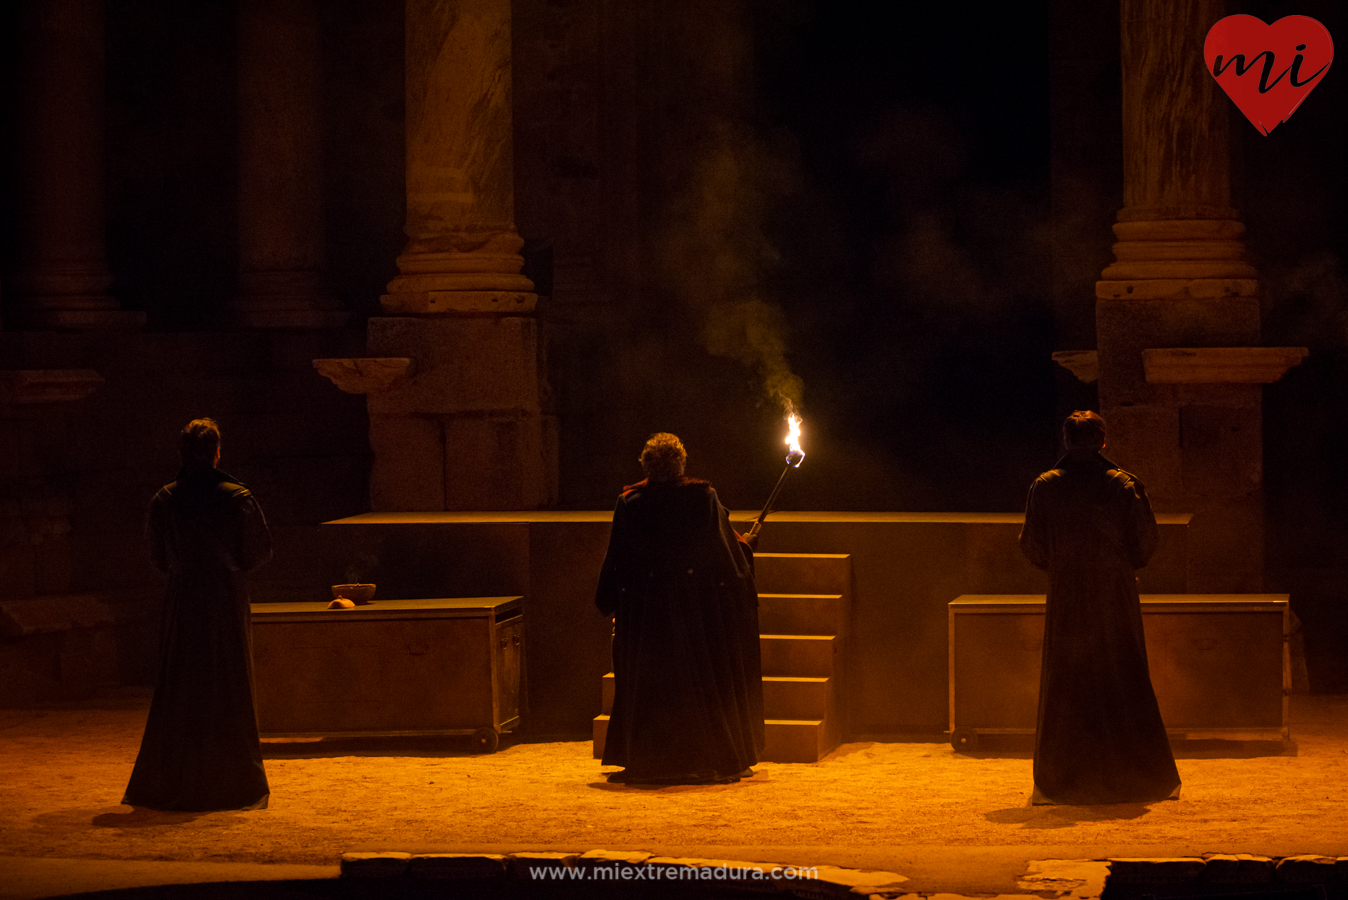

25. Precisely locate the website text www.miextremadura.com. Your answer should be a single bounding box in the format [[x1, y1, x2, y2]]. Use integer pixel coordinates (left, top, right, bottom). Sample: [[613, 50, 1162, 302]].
[[525, 864, 819, 883]]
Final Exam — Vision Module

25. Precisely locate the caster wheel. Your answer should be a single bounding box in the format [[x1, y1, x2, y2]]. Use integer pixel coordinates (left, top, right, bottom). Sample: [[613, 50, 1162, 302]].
[[471, 727, 500, 753], [950, 728, 980, 752]]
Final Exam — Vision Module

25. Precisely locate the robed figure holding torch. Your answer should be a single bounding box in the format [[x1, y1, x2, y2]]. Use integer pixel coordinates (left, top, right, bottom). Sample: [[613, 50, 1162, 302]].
[[596, 433, 765, 784]]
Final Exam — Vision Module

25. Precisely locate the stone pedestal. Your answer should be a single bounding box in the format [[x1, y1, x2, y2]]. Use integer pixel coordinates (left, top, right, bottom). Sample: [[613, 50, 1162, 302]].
[[233, 0, 350, 329], [1095, 0, 1304, 591], [350, 0, 555, 511], [12, 0, 144, 331]]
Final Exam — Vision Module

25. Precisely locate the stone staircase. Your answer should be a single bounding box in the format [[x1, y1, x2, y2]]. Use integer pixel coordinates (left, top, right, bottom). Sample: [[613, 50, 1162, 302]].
[[593, 552, 852, 764]]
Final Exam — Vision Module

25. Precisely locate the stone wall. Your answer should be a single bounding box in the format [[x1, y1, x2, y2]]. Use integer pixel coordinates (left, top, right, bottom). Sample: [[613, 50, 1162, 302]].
[[0, 329, 370, 705]]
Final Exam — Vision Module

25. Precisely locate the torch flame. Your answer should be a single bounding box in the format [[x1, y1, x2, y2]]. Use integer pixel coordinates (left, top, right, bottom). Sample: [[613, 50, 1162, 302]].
[[785, 409, 804, 467]]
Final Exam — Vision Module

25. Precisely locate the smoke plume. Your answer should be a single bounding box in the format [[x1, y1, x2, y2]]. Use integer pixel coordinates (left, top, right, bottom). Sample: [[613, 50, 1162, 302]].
[[658, 122, 804, 414]]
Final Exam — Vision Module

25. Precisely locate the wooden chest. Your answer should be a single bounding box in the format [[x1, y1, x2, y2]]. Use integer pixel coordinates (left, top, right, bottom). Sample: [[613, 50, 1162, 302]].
[[948, 594, 1288, 750], [250, 596, 523, 750]]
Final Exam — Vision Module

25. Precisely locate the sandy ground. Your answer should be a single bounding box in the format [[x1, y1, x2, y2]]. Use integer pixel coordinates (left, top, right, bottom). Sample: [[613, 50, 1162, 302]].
[[2, 689, 1347, 896]]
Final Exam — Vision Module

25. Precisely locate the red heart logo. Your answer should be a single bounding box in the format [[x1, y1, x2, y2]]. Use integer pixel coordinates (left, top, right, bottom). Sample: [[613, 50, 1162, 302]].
[[1204, 15, 1334, 135]]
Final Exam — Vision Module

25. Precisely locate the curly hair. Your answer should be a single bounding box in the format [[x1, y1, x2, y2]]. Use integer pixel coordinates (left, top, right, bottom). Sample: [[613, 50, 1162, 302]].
[[1062, 410, 1106, 450], [639, 432, 687, 482], [179, 418, 222, 467]]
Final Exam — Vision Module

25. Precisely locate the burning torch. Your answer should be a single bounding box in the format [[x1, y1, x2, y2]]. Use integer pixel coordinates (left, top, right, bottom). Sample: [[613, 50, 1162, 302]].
[[745, 409, 805, 548]]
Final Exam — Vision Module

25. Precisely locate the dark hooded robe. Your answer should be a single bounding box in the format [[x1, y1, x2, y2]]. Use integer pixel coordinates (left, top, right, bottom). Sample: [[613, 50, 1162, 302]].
[[596, 477, 765, 782], [123, 466, 273, 811], [1019, 448, 1180, 805]]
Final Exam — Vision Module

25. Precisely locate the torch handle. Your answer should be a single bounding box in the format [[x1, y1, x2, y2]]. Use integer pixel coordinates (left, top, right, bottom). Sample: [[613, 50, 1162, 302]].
[[747, 462, 793, 539]]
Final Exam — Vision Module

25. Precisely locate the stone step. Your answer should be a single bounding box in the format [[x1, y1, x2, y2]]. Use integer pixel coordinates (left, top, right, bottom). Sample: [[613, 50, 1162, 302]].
[[593, 714, 838, 764], [592, 714, 608, 759], [753, 553, 851, 596], [762, 675, 831, 720], [760, 634, 836, 677], [763, 718, 833, 764], [757, 593, 846, 636], [600, 671, 835, 719]]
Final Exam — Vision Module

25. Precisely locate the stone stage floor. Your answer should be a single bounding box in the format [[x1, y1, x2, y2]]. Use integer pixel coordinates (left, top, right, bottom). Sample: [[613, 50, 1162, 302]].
[[2, 688, 1347, 899]]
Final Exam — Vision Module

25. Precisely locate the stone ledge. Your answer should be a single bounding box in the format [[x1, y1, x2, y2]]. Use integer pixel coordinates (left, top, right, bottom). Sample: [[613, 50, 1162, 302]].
[[312, 358, 415, 394], [404, 853, 507, 880], [1275, 855, 1339, 883], [338, 852, 410, 878], [1017, 859, 1110, 898], [1095, 278, 1259, 300], [1200, 853, 1276, 883], [1142, 347, 1309, 383], [1108, 858, 1207, 884], [0, 370, 105, 404], [0, 590, 159, 638], [1052, 350, 1098, 384], [380, 289, 536, 315]]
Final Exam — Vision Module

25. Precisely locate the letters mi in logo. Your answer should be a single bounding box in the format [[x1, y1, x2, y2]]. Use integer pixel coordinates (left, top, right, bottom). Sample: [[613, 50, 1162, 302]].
[[1204, 15, 1334, 135]]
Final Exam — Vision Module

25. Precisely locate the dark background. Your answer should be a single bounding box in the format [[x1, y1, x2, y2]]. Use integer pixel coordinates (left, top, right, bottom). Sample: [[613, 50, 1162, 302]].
[[1, 1, 1346, 685]]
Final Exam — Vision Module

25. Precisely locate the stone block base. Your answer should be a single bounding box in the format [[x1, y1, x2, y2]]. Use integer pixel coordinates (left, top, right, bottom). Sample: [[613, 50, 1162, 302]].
[[18, 309, 147, 331], [366, 315, 543, 415], [369, 413, 558, 511]]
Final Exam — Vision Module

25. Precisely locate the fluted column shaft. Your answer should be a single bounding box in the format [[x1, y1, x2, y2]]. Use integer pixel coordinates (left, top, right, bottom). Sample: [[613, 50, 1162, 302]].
[[1096, 0, 1268, 591], [383, 0, 535, 314], [234, 0, 349, 328], [360, 0, 554, 511], [13, 0, 143, 330]]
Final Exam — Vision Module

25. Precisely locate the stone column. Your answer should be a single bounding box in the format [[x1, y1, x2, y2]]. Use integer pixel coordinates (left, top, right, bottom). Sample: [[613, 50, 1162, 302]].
[[363, 0, 555, 510], [233, 0, 349, 329], [12, 0, 144, 330], [1095, 0, 1302, 591]]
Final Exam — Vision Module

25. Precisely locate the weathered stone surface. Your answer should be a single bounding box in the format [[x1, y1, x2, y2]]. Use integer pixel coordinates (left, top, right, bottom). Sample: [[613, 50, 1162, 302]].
[[1052, 350, 1098, 384], [1017, 859, 1111, 898], [1143, 347, 1308, 384], [575, 850, 652, 867], [1098, 402, 1182, 498], [1201, 854, 1274, 883], [390, 0, 529, 280], [1096, 296, 1261, 402], [1107, 858, 1206, 884], [643, 857, 784, 894], [1096, 278, 1259, 301], [0, 370, 104, 405], [0, 591, 157, 638], [406, 853, 507, 880], [368, 415, 445, 512], [381, 289, 536, 315], [13, 0, 143, 332], [338, 851, 411, 878], [799, 864, 910, 897], [365, 317, 542, 417], [505, 851, 580, 880], [1117, 0, 1232, 213], [572, 850, 652, 882], [233, 0, 348, 330], [443, 414, 554, 510], [312, 358, 415, 394], [1275, 855, 1338, 883]]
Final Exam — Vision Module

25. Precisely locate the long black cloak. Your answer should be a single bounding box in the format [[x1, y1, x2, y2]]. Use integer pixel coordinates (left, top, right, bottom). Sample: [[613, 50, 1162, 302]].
[[596, 477, 765, 781], [124, 466, 273, 811], [1019, 449, 1180, 804]]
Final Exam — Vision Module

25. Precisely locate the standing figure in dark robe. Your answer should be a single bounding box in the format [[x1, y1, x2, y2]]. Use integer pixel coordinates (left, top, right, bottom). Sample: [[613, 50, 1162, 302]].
[[1020, 410, 1180, 805], [124, 418, 273, 811], [596, 432, 765, 784]]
